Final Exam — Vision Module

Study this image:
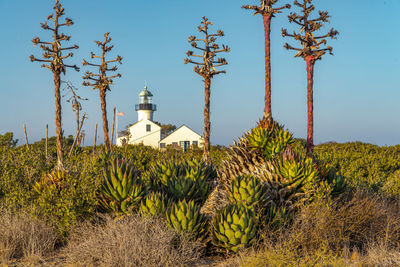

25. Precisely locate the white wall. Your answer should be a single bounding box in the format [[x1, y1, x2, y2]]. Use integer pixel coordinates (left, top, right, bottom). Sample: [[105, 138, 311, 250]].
[[116, 119, 161, 148], [159, 125, 203, 149], [138, 110, 153, 121]]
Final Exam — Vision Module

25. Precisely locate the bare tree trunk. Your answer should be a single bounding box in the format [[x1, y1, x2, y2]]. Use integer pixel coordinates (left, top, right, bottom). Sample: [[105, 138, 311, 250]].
[[203, 77, 211, 163], [69, 114, 86, 157], [110, 107, 116, 150], [93, 123, 98, 155], [23, 124, 29, 151], [263, 14, 272, 122], [76, 108, 81, 147], [45, 124, 48, 160], [99, 89, 110, 153], [306, 56, 315, 158], [81, 132, 85, 146], [54, 71, 64, 168]]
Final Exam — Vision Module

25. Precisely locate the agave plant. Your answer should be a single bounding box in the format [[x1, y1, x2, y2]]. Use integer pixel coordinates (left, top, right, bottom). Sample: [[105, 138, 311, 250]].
[[140, 192, 166, 217], [166, 199, 207, 238], [329, 174, 346, 197], [316, 162, 347, 197], [202, 119, 342, 219], [262, 153, 318, 208], [246, 123, 294, 160], [33, 169, 69, 194], [149, 159, 212, 203], [185, 159, 216, 182], [166, 175, 209, 204], [211, 204, 258, 252], [98, 158, 145, 214], [227, 175, 265, 208], [149, 160, 184, 189]]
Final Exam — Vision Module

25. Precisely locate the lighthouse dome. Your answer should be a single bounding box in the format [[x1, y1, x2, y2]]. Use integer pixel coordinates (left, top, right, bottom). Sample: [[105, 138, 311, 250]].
[[139, 86, 153, 97]]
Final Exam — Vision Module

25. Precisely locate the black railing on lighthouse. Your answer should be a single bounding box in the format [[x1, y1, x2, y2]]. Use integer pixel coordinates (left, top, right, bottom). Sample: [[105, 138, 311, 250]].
[[135, 104, 157, 111]]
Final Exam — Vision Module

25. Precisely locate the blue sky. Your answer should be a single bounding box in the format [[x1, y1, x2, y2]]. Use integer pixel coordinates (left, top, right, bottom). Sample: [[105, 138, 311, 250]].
[[0, 0, 399, 146]]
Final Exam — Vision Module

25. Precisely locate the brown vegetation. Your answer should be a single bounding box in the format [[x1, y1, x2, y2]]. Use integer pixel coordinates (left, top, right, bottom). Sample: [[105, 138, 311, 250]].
[[240, 190, 400, 266], [0, 208, 59, 265], [64, 215, 203, 267]]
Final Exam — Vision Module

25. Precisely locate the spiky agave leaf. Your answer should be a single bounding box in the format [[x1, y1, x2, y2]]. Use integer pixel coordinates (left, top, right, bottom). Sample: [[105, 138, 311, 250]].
[[166, 176, 196, 201], [33, 169, 69, 194], [262, 151, 318, 208], [246, 122, 294, 161], [227, 175, 265, 208], [184, 159, 216, 182], [166, 199, 207, 239], [149, 159, 213, 204], [140, 192, 166, 217], [316, 162, 347, 197], [98, 158, 145, 214], [211, 204, 258, 252], [217, 119, 293, 189], [149, 160, 185, 190]]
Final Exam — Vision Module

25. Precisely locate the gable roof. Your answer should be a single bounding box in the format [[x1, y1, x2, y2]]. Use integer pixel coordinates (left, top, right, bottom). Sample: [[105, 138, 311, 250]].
[[159, 124, 202, 143], [128, 119, 161, 130]]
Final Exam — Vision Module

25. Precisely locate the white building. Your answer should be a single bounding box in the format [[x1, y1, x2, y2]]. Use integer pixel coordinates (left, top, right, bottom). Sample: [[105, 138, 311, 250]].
[[116, 86, 203, 150]]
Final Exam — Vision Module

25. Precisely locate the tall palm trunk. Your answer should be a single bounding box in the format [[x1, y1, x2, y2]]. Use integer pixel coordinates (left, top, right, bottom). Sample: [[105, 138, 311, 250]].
[[203, 77, 211, 163], [263, 14, 272, 122], [306, 56, 315, 157], [100, 88, 110, 152], [54, 71, 64, 168]]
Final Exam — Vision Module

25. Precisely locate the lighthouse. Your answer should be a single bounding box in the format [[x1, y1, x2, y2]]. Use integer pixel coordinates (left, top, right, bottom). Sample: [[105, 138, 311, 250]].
[[135, 86, 157, 121], [117, 85, 203, 149]]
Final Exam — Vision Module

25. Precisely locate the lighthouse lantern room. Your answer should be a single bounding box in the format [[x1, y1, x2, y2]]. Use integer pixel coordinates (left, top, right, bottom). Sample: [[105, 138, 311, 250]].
[[135, 86, 157, 121]]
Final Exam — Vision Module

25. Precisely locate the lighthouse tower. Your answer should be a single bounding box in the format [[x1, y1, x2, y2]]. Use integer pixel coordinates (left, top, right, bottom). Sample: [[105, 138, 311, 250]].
[[135, 86, 157, 121]]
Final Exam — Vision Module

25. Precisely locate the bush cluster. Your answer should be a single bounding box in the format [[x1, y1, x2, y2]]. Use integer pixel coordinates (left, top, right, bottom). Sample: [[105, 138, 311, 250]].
[[1, 140, 400, 265]]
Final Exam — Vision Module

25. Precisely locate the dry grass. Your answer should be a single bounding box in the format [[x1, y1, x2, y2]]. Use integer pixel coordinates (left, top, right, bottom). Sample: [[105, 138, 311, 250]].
[[290, 190, 400, 251], [239, 190, 400, 266], [64, 214, 203, 267], [0, 208, 59, 264]]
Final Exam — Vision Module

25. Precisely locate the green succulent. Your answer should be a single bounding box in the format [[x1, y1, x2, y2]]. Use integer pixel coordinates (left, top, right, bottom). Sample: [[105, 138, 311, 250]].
[[263, 156, 318, 208], [331, 174, 347, 197], [247, 127, 270, 152], [263, 127, 293, 160], [166, 176, 209, 204], [185, 159, 216, 181], [98, 151, 118, 167], [140, 192, 166, 217], [166, 199, 207, 238], [150, 160, 184, 189], [211, 204, 258, 252], [149, 159, 212, 203], [227, 175, 265, 208], [246, 124, 293, 161], [98, 158, 145, 214]]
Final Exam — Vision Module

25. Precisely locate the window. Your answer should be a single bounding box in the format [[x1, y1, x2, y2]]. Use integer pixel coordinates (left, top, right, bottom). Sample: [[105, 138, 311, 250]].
[[192, 141, 198, 147], [160, 143, 166, 148], [146, 124, 151, 132], [172, 142, 178, 147], [184, 141, 190, 151]]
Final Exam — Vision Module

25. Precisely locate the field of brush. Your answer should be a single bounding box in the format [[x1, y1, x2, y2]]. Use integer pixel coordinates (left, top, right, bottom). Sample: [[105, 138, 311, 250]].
[[1, 133, 400, 266]]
